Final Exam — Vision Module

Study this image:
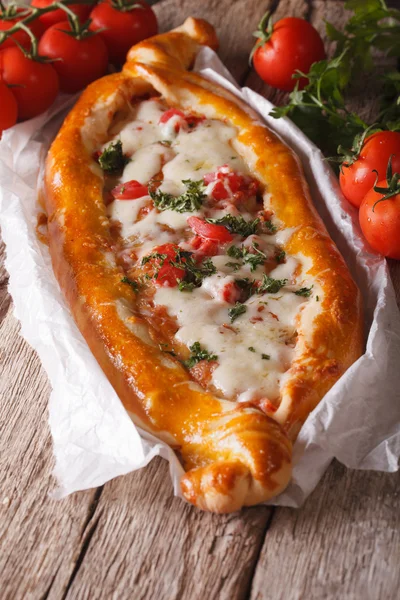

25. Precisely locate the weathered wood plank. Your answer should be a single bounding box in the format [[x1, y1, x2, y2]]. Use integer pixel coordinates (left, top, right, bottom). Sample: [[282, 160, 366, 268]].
[[0, 305, 98, 600], [0, 1, 399, 599], [152, 0, 276, 83], [62, 458, 272, 600], [250, 462, 400, 600]]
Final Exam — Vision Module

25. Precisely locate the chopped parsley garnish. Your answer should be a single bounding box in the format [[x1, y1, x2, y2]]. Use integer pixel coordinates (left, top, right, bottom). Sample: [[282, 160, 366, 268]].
[[248, 346, 256, 352], [265, 220, 277, 233], [228, 302, 247, 323], [98, 140, 129, 174], [172, 251, 216, 291], [206, 215, 260, 238], [316, 295, 320, 301], [227, 243, 267, 272], [294, 286, 313, 297], [225, 261, 241, 272], [258, 275, 288, 294], [275, 250, 286, 263], [121, 276, 139, 292], [235, 277, 258, 301], [150, 179, 206, 213], [185, 342, 217, 369], [261, 354, 271, 360], [141, 252, 168, 266]]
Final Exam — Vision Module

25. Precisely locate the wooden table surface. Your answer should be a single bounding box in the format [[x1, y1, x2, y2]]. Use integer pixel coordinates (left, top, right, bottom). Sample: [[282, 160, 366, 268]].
[[1, 1, 399, 599]]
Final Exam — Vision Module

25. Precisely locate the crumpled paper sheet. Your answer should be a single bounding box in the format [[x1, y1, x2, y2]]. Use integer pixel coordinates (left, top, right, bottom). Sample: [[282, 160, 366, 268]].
[[0, 48, 399, 508]]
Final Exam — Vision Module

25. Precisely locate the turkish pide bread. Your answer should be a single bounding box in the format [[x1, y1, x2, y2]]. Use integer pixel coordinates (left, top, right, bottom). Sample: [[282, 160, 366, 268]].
[[43, 18, 363, 512]]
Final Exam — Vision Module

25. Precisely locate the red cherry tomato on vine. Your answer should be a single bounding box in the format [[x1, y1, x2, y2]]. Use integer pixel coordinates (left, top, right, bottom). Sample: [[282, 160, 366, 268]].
[[251, 15, 326, 91], [0, 82, 18, 134], [359, 180, 400, 260], [339, 131, 400, 208], [38, 21, 108, 93], [0, 46, 59, 120], [187, 216, 233, 243], [31, 0, 92, 30], [0, 7, 44, 50], [111, 180, 148, 199], [89, 0, 158, 65]]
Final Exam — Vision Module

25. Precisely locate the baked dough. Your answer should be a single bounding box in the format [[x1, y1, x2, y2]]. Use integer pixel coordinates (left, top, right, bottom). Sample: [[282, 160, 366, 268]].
[[43, 18, 363, 512]]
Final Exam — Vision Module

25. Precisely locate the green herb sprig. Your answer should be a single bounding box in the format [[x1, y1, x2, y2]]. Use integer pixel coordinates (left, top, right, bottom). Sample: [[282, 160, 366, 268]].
[[98, 140, 129, 174], [150, 179, 206, 213], [267, 0, 400, 158], [185, 342, 217, 369]]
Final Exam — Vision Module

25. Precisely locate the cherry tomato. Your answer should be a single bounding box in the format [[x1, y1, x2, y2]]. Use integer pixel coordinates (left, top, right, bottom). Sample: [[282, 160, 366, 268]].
[[252, 16, 326, 91], [111, 180, 148, 200], [159, 108, 204, 132], [340, 131, 400, 208], [89, 0, 158, 65], [359, 180, 400, 260], [187, 216, 233, 242], [143, 243, 185, 287], [204, 165, 259, 202], [31, 0, 92, 30], [38, 21, 108, 93], [190, 235, 219, 257], [0, 7, 44, 50], [221, 281, 242, 304], [0, 81, 18, 134], [0, 46, 59, 120]]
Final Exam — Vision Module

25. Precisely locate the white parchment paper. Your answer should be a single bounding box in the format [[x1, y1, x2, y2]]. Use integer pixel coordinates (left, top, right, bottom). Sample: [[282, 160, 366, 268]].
[[0, 48, 399, 508]]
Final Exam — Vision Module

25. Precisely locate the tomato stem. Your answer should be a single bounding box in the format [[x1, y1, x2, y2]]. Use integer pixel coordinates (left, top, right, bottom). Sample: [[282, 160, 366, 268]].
[[372, 155, 400, 212], [249, 10, 274, 66], [110, 0, 143, 13], [0, 0, 94, 45]]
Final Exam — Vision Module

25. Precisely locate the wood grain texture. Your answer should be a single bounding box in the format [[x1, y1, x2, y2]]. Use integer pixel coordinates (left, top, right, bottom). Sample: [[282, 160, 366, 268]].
[[250, 462, 400, 600], [0, 305, 99, 600], [63, 458, 272, 600], [0, 0, 399, 598], [152, 0, 276, 83]]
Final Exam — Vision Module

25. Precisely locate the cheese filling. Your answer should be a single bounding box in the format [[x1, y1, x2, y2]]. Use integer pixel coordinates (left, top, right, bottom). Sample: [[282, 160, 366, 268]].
[[101, 98, 320, 406]]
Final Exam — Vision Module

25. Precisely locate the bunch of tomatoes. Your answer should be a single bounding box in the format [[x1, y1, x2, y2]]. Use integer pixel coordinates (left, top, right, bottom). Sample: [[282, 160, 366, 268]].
[[0, 0, 157, 127], [251, 14, 400, 260]]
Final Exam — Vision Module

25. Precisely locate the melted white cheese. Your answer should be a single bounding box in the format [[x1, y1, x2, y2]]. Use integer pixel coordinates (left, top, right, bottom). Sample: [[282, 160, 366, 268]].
[[104, 99, 321, 402]]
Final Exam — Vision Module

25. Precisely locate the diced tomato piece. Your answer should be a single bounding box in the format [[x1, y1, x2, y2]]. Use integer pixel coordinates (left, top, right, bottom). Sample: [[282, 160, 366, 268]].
[[221, 281, 242, 304], [190, 235, 219, 257], [159, 108, 185, 124], [211, 180, 230, 200], [187, 216, 233, 243], [204, 165, 259, 203], [159, 108, 204, 132], [143, 243, 185, 287], [111, 180, 148, 200]]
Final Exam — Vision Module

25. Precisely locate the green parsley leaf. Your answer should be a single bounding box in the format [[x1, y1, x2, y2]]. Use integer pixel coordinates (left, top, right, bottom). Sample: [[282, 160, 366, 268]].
[[261, 354, 271, 360], [275, 250, 286, 263], [150, 179, 206, 213], [98, 140, 129, 174], [206, 215, 260, 237], [294, 286, 313, 297], [248, 346, 256, 352], [185, 342, 217, 369], [171, 251, 216, 291], [264, 220, 277, 233], [258, 275, 288, 294], [225, 261, 241, 272], [228, 302, 247, 323], [227, 243, 267, 272], [121, 276, 139, 292]]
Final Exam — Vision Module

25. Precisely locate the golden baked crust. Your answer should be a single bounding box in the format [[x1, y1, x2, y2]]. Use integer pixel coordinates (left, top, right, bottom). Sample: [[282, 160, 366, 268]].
[[43, 18, 363, 512]]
